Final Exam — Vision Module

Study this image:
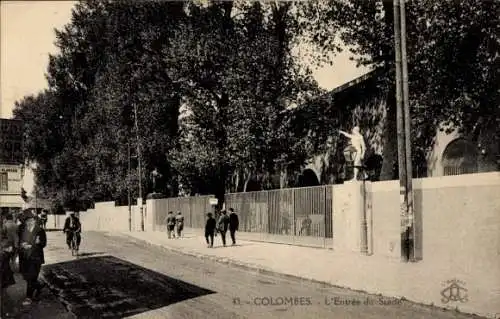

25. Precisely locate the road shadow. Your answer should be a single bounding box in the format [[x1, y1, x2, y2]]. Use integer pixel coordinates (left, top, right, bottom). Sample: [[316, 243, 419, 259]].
[[41, 255, 216, 318]]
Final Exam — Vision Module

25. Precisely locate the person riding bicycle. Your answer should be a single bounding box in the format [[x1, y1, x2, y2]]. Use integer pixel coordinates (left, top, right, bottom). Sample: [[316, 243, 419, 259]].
[[63, 212, 81, 250]]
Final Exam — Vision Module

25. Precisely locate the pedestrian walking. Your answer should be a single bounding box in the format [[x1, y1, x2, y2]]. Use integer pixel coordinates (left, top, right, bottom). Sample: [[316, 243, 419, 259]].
[[175, 211, 184, 238], [217, 210, 230, 247], [228, 208, 239, 245], [1, 214, 16, 290], [39, 210, 48, 230], [18, 212, 47, 306], [165, 212, 176, 239], [1, 213, 17, 319], [3, 213, 19, 272], [204, 213, 216, 248]]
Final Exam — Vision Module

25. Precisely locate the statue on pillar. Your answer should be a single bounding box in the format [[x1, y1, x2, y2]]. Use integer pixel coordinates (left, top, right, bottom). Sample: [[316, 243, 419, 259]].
[[150, 168, 162, 194], [339, 126, 366, 181]]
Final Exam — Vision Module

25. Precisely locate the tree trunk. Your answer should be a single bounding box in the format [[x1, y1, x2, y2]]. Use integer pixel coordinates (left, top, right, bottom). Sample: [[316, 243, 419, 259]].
[[243, 168, 251, 192], [380, 86, 398, 180], [379, 0, 397, 181], [279, 165, 288, 189], [233, 169, 240, 193]]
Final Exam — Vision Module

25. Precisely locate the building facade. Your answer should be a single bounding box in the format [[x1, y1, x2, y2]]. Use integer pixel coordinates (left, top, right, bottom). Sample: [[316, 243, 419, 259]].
[[0, 118, 24, 215], [0, 164, 24, 215]]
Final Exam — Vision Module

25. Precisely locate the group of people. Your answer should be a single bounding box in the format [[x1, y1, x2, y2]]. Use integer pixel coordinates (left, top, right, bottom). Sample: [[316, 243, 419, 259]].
[[0, 210, 48, 308], [204, 208, 239, 248], [0, 210, 82, 311], [164, 211, 185, 239]]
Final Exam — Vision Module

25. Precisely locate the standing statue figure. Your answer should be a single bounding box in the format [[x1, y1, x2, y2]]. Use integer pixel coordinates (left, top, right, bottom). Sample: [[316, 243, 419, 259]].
[[339, 126, 366, 181], [150, 168, 162, 193]]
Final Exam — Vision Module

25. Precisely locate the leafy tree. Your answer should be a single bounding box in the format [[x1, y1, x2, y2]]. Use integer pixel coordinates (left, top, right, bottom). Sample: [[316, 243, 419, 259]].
[[168, 1, 320, 202], [14, 0, 187, 208]]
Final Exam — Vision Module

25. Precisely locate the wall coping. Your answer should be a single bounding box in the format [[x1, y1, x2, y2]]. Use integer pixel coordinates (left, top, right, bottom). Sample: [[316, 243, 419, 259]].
[[90, 172, 499, 206], [371, 171, 500, 192]]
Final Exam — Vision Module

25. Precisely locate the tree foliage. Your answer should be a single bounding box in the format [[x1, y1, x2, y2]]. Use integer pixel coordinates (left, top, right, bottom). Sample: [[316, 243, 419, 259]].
[[13, 0, 320, 209]]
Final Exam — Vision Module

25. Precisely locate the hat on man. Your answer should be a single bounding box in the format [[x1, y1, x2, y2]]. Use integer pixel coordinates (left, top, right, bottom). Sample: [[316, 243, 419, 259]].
[[19, 209, 36, 222]]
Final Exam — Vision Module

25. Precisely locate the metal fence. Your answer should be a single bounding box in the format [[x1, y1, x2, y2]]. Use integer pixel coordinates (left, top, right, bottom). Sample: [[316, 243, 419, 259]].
[[149, 186, 334, 248], [225, 185, 333, 247], [152, 195, 213, 231]]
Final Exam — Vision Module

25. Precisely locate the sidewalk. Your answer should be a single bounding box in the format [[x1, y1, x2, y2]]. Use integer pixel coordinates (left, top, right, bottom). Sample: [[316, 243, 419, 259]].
[[117, 228, 401, 289], [116, 228, 495, 319], [2, 273, 74, 319]]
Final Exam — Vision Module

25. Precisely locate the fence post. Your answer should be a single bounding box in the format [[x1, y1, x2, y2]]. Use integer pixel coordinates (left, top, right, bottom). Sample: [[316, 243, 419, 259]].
[[292, 189, 296, 239], [189, 198, 193, 228], [324, 186, 327, 247]]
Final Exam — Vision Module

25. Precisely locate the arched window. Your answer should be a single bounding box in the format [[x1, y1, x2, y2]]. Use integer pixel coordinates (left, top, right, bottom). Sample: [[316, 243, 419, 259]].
[[442, 138, 478, 176]]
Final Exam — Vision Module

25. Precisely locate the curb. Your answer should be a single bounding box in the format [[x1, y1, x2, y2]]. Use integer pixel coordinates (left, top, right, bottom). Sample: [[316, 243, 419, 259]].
[[121, 232, 489, 319]]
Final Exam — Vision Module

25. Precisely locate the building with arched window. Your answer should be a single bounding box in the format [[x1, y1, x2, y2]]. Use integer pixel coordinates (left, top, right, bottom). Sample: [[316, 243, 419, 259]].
[[426, 126, 499, 177], [290, 70, 499, 184]]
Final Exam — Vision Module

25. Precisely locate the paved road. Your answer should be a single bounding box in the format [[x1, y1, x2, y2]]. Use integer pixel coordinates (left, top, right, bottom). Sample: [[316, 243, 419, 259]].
[[35, 231, 479, 319]]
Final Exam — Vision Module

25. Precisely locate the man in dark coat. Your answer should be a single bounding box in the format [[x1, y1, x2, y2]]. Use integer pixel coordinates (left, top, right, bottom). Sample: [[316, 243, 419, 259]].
[[1, 214, 16, 290], [165, 211, 176, 239], [18, 213, 47, 305], [175, 211, 184, 238], [3, 213, 19, 274], [39, 210, 48, 230], [217, 210, 230, 247], [204, 213, 216, 248], [228, 208, 239, 246]]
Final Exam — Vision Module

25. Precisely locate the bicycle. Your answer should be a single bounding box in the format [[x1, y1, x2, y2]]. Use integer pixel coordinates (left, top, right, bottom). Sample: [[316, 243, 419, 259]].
[[69, 230, 79, 257]]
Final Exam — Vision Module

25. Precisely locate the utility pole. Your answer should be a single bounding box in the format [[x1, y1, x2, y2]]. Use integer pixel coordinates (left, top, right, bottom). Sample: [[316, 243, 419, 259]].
[[133, 103, 144, 231], [400, 0, 416, 261], [393, 0, 415, 262], [128, 142, 132, 232]]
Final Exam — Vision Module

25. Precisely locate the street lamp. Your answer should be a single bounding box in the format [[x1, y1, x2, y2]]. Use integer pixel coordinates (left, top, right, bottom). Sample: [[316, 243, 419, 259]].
[[343, 145, 357, 160], [343, 145, 358, 180], [343, 145, 369, 254]]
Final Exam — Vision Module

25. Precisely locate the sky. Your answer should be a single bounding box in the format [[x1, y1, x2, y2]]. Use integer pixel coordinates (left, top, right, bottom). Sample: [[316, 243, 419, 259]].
[[0, 1, 368, 194]]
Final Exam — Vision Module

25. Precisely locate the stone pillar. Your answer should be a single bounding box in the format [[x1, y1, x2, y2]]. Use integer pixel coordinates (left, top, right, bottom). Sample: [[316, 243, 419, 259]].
[[145, 193, 165, 232], [333, 181, 372, 254], [145, 198, 155, 232]]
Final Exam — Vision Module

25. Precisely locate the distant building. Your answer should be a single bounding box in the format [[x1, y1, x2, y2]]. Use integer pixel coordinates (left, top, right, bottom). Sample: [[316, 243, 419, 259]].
[[0, 118, 24, 216], [0, 164, 25, 216]]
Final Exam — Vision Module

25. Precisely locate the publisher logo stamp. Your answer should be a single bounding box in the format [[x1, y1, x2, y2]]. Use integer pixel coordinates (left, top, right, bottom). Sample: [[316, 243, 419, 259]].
[[440, 279, 468, 304]]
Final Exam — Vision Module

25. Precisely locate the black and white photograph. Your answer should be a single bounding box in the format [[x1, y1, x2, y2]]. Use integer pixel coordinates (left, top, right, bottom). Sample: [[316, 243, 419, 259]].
[[0, 0, 499, 318]]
